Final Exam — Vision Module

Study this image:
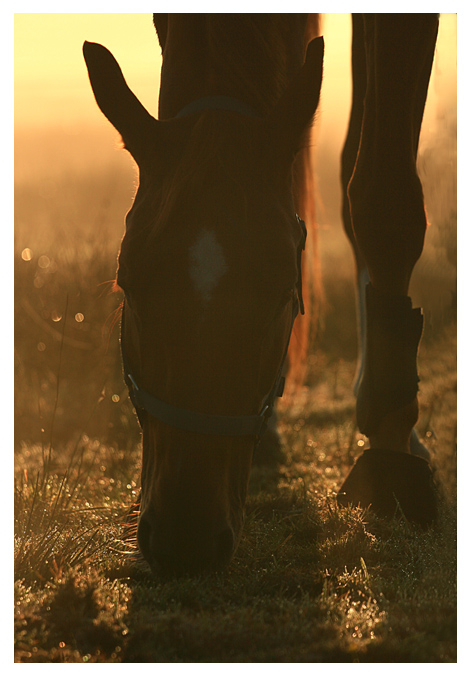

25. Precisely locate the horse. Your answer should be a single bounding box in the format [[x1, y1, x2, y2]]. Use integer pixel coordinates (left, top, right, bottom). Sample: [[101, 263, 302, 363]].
[[83, 13, 439, 576]]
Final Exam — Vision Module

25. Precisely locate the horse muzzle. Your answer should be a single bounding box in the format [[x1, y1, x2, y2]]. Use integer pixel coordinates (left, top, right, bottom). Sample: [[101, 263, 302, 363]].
[[137, 506, 237, 576]]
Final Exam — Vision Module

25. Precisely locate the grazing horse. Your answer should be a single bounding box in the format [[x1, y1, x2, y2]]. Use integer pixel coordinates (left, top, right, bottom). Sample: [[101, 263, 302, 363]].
[[84, 13, 439, 575]]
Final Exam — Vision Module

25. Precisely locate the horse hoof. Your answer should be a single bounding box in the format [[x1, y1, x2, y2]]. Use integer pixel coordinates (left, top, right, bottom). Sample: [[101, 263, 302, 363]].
[[337, 448, 437, 528]]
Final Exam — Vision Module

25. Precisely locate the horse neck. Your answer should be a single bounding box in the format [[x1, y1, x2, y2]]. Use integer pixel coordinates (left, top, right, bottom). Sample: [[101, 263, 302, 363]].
[[157, 15, 308, 120]]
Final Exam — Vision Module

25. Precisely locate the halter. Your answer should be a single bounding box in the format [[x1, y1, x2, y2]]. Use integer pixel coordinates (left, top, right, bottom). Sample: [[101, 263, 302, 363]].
[[175, 95, 258, 119], [120, 216, 306, 444], [120, 96, 307, 445]]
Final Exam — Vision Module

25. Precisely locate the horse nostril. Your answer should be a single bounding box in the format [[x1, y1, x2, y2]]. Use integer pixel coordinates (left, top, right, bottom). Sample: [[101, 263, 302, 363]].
[[216, 527, 234, 564]]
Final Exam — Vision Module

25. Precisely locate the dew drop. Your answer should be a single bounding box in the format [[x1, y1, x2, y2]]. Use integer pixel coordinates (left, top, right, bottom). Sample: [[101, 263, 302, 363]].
[[38, 255, 50, 269], [21, 248, 33, 261], [75, 313, 84, 323]]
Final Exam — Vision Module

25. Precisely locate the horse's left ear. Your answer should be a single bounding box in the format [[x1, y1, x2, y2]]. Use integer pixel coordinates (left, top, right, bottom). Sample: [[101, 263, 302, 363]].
[[83, 41, 159, 165], [267, 36, 324, 163]]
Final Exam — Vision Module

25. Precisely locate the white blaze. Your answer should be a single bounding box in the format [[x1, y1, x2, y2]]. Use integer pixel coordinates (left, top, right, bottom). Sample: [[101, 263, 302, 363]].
[[189, 229, 228, 303]]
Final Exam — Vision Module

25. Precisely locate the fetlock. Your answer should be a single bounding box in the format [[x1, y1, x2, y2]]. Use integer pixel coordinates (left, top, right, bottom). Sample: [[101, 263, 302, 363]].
[[356, 283, 423, 443]]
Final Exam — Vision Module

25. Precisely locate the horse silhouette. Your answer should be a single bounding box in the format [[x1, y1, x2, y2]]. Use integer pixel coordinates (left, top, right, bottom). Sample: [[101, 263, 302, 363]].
[[84, 13, 439, 575]]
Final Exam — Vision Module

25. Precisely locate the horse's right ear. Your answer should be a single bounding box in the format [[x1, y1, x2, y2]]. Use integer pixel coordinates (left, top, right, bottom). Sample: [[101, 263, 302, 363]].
[[83, 41, 159, 165]]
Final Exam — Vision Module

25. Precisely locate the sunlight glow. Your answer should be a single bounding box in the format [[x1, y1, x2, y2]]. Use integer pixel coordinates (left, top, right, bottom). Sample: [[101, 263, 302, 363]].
[[14, 13, 456, 133], [15, 13, 161, 127]]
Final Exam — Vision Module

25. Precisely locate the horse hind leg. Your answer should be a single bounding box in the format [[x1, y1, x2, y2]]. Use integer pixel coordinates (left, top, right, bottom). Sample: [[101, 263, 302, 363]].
[[337, 14, 439, 527]]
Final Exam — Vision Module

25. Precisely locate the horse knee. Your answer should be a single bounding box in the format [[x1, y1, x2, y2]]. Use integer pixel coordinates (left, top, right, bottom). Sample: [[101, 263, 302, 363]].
[[347, 167, 427, 295]]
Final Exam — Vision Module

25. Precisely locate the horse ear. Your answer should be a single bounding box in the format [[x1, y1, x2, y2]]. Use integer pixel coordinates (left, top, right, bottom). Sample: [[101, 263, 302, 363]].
[[83, 41, 159, 165], [267, 36, 324, 163]]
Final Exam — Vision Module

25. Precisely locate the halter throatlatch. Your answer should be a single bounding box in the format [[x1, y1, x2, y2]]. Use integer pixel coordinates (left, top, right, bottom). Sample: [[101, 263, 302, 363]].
[[175, 95, 259, 119], [296, 213, 307, 315], [120, 215, 307, 446]]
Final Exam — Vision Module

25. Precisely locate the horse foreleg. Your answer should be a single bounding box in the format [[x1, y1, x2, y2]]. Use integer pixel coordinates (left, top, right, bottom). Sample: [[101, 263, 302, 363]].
[[338, 14, 439, 526], [340, 14, 368, 397], [341, 14, 432, 460]]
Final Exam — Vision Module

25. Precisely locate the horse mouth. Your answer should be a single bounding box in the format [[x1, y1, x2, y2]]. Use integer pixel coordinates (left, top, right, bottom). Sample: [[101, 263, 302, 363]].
[[137, 511, 238, 577]]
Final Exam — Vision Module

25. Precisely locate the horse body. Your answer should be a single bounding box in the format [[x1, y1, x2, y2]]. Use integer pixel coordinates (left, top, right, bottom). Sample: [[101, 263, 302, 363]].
[[84, 12, 439, 575]]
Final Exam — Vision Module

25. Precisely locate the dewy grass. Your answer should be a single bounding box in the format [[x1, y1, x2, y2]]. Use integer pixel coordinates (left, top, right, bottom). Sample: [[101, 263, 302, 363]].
[[14, 325, 457, 661], [14, 443, 116, 584]]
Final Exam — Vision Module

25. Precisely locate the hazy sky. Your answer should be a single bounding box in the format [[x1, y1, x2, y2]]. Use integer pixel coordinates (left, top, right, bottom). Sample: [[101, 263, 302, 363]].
[[14, 13, 456, 134], [15, 13, 162, 127]]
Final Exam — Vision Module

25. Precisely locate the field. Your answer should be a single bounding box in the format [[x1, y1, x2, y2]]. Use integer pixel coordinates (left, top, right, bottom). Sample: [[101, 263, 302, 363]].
[[14, 122, 456, 663]]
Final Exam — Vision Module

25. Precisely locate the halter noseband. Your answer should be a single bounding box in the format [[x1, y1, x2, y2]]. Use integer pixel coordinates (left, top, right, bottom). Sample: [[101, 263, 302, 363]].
[[122, 320, 290, 440]]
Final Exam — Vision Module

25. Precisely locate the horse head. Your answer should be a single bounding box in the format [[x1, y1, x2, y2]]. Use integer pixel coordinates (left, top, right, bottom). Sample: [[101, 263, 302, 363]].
[[83, 37, 323, 575]]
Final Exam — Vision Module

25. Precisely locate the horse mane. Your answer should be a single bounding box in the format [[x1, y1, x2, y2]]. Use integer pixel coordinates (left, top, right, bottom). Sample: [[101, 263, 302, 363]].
[[205, 15, 307, 114], [288, 14, 323, 389]]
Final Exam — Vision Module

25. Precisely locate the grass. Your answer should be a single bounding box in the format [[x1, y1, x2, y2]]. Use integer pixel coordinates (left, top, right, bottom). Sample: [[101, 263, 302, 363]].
[[14, 127, 456, 663]]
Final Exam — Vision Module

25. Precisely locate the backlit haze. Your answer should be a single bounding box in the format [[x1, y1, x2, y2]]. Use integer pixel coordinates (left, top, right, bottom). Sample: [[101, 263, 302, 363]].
[[14, 13, 456, 140], [14, 13, 457, 309]]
